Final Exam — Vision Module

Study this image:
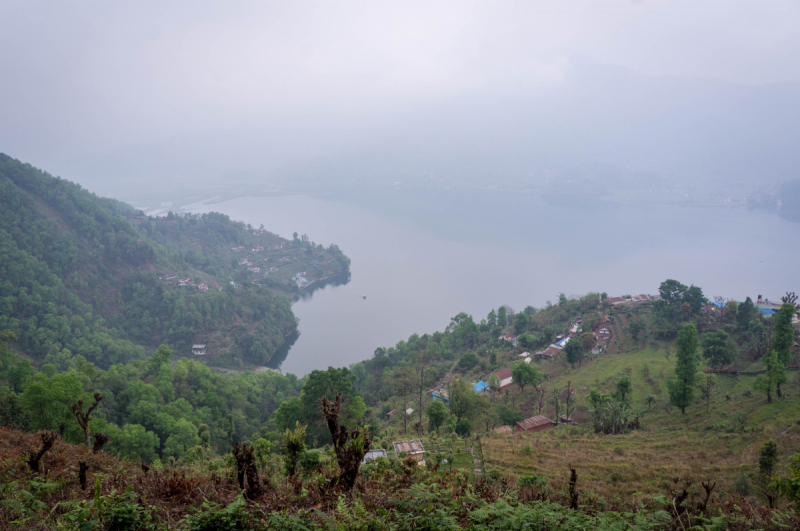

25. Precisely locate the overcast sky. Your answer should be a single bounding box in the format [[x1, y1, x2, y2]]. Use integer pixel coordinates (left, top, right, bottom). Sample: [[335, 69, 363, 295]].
[[1, 0, 799, 182]]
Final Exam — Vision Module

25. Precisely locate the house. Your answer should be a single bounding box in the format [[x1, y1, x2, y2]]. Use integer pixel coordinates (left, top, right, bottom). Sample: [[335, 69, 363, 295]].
[[491, 368, 514, 391], [405, 408, 414, 416], [431, 389, 449, 404], [473, 380, 488, 393], [385, 408, 399, 420], [499, 333, 519, 346], [607, 297, 629, 305], [160, 273, 177, 280], [515, 415, 552, 433], [494, 425, 513, 434], [192, 344, 207, 355], [197, 283, 208, 293], [361, 449, 387, 464], [231, 246, 244, 252], [392, 439, 425, 461], [535, 347, 559, 360], [552, 337, 570, 350]]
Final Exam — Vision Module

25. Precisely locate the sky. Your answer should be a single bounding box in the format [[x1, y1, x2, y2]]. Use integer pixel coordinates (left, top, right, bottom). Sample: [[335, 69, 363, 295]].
[[1, 0, 799, 190]]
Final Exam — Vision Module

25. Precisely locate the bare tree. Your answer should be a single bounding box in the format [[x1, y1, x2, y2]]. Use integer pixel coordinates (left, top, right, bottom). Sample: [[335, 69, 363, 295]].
[[26, 431, 57, 473], [71, 392, 103, 449]]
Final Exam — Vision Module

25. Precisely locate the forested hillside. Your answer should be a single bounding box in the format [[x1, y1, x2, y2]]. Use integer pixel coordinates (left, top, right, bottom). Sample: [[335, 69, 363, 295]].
[[0, 153, 349, 369]]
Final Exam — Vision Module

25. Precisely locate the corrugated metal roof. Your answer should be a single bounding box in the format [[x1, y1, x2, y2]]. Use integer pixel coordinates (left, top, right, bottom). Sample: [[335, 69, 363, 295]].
[[392, 439, 425, 455], [516, 415, 552, 431], [494, 425, 513, 434], [361, 449, 388, 463]]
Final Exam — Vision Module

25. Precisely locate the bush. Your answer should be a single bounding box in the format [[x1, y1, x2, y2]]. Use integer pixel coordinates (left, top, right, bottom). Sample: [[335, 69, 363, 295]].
[[455, 419, 471, 437], [298, 449, 321, 472], [180, 493, 256, 531]]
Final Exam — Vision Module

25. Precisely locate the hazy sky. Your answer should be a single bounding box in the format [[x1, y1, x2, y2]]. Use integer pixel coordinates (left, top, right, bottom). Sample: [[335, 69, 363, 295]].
[[1, 0, 799, 181]]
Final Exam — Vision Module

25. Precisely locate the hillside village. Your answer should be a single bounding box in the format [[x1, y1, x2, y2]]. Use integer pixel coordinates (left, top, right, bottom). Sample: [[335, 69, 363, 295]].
[[368, 287, 800, 489]]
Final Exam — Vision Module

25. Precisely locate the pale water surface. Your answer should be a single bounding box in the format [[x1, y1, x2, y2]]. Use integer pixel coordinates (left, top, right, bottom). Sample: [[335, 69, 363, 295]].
[[188, 189, 799, 377]]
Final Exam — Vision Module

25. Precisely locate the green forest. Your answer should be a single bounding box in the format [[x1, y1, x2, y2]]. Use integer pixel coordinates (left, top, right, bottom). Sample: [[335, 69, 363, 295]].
[[0, 153, 349, 370]]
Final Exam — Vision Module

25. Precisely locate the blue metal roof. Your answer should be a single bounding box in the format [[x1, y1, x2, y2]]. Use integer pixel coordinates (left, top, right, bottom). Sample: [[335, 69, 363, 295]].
[[759, 308, 776, 315], [473, 381, 488, 392]]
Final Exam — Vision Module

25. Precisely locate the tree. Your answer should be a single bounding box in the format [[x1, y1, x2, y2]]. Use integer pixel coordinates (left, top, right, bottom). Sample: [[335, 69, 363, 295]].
[[667, 324, 699, 414], [393, 366, 415, 434], [759, 440, 779, 478], [458, 352, 478, 371], [683, 285, 707, 314], [426, 400, 449, 432], [581, 332, 595, 355], [628, 319, 645, 341], [737, 297, 758, 329], [495, 404, 523, 426], [497, 306, 507, 329], [644, 394, 656, 411], [701, 330, 735, 368], [163, 418, 200, 460], [773, 303, 796, 368], [21, 372, 85, 441], [615, 375, 632, 403], [659, 279, 688, 305], [447, 377, 477, 422], [487, 309, 497, 329], [754, 350, 786, 404], [563, 338, 582, 368], [511, 360, 541, 394], [109, 424, 159, 463], [696, 373, 716, 413], [514, 312, 530, 334], [487, 373, 501, 393], [518, 333, 537, 349]]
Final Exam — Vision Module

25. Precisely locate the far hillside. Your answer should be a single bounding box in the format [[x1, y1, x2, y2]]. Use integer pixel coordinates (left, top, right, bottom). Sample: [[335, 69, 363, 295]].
[[0, 153, 348, 370]]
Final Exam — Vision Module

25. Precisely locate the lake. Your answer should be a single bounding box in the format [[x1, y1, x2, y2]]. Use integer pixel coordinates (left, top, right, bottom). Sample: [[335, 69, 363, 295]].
[[187, 188, 800, 377]]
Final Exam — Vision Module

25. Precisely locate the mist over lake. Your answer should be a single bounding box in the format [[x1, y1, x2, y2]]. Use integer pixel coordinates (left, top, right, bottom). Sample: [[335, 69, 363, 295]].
[[187, 188, 799, 377]]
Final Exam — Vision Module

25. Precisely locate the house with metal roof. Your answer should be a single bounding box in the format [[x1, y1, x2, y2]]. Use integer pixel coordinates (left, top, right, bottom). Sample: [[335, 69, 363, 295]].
[[515, 415, 552, 433], [361, 449, 388, 464], [392, 439, 425, 461]]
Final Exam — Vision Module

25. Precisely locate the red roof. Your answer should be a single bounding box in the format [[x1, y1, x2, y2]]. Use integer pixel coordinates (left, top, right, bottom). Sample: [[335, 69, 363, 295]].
[[516, 415, 552, 431], [494, 368, 512, 380]]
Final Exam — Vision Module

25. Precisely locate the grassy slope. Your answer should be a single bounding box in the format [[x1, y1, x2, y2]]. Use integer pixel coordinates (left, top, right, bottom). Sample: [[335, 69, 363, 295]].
[[482, 337, 800, 504]]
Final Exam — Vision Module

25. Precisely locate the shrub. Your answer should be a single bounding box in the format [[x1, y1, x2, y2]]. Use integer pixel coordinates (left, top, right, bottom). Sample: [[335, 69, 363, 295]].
[[180, 493, 256, 531], [455, 419, 471, 437], [299, 449, 321, 472]]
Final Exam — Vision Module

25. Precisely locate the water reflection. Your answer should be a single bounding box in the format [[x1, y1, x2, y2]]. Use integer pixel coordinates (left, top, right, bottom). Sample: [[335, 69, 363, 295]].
[[266, 330, 299, 370], [295, 272, 351, 302]]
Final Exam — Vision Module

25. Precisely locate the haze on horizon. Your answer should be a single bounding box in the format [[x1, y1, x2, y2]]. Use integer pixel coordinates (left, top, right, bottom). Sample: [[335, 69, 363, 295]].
[[1, 0, 800, 199]]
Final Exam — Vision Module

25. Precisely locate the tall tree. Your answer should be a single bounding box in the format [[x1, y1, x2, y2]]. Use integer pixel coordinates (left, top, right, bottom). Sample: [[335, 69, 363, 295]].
[[736, 297, 758, 329], [393, 366, 415, 434], [773, 303, 796, 368], [447, 377, 477, 423], [754, 350, 786, 404], [696, 373, 716, 413], [425, 400, 449, 432], [563, 338, 583, 368], [497, 306, 507, 330], [668, 324, 699, 414]]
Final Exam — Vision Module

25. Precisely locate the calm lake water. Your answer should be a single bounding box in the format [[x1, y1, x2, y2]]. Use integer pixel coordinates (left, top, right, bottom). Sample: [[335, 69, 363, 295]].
[[188, 188, 800, 377]]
